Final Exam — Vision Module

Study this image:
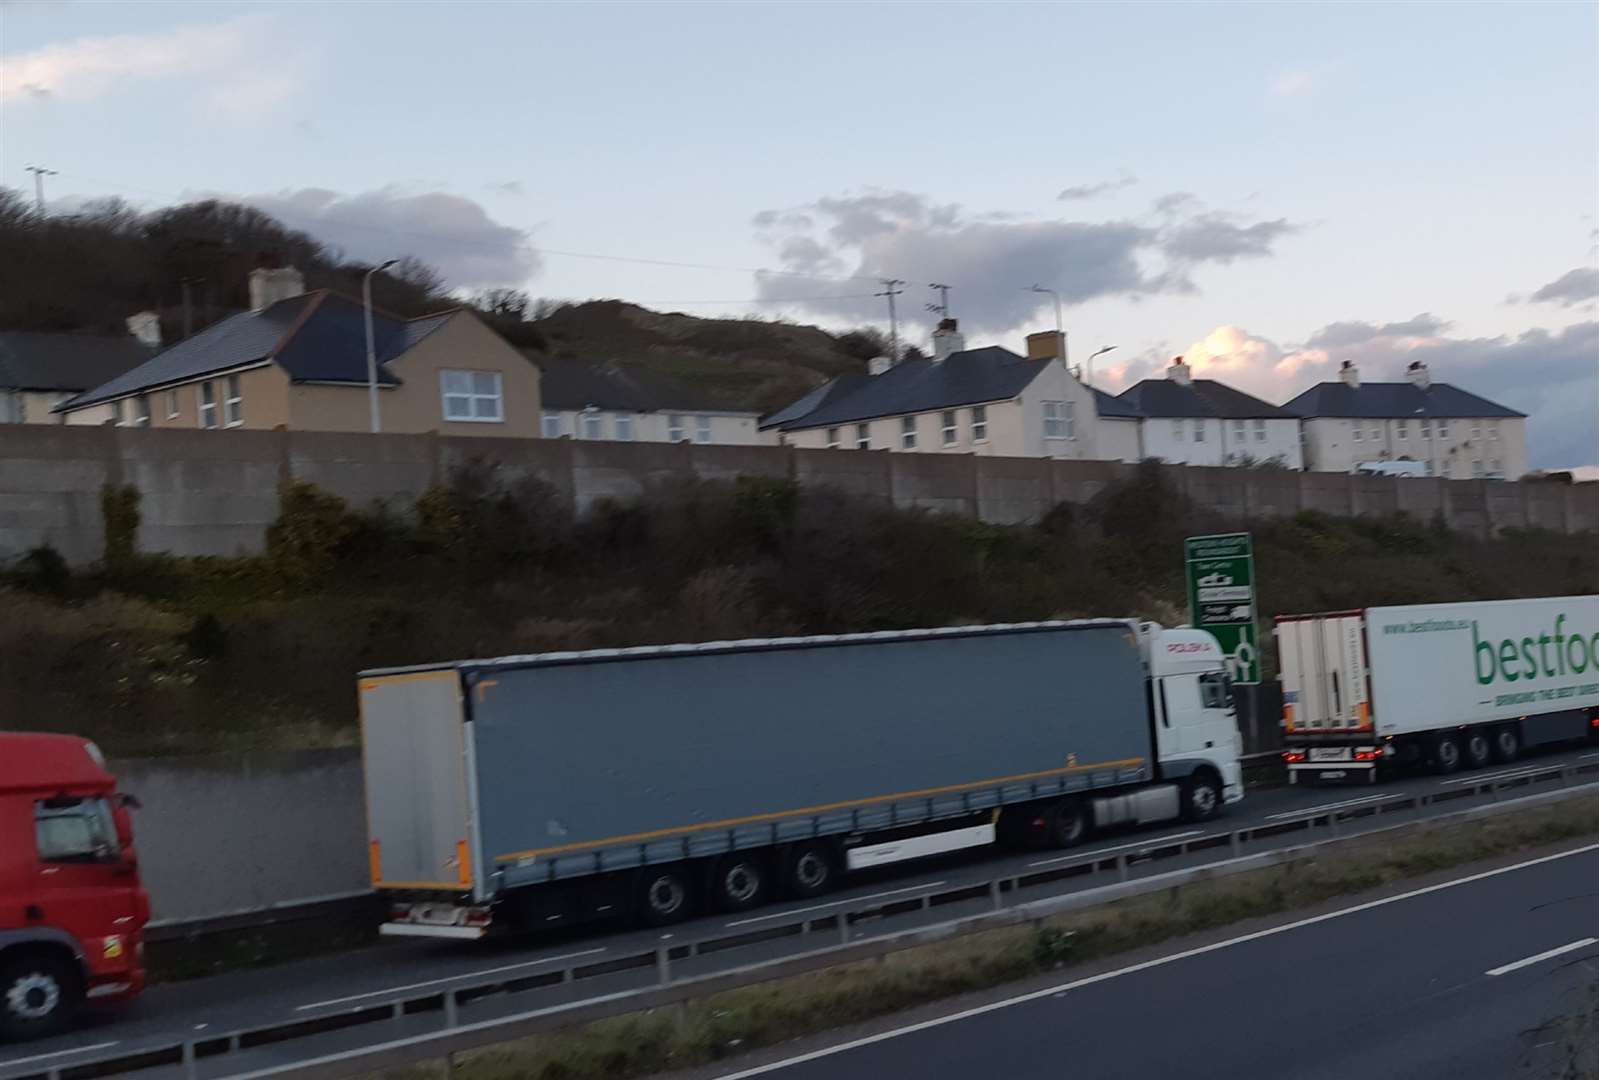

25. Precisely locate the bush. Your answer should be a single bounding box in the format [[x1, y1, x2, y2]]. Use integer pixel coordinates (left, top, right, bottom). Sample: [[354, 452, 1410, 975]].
[[10, 545, 71, 597], [100, 483, 141, 569], [417, 458, 573, 566], [266, 481, 356, 581]]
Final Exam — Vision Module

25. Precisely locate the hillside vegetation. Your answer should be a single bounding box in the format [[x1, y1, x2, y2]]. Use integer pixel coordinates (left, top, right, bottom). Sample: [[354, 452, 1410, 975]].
[[3, 463, 1593, 758]]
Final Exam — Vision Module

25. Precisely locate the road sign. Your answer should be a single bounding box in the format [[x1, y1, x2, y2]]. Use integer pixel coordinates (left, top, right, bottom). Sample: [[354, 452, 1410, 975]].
[[1185, 532, 1260, 684]]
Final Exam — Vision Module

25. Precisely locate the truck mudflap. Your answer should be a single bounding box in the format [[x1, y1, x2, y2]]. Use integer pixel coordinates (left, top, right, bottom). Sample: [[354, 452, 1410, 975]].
[[1284, 745, 1384, 784]]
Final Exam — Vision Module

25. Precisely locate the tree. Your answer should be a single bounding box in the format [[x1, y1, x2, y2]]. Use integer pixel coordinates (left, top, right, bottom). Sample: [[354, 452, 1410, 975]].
[[473, 288, 531, 321], [835, 327, 889, 361]]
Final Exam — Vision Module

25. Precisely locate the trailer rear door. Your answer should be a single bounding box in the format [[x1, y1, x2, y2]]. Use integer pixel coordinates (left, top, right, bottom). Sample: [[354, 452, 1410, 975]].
[[1278, 614, 1371, 733], [360, 669, 478, 896]]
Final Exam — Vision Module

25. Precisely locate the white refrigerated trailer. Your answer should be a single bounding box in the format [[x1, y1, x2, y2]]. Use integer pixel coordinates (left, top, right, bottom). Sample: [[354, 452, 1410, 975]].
[[1277, 595, 1599, 783]]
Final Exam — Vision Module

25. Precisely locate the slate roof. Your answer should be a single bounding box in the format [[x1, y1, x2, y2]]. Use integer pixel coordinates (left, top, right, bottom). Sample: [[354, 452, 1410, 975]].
[[61, 292, 455, 410], [1092, 387, 1143, 419], [1282, 381, 1524, 419], [0, 332, 156, 393], [1117, 378, 1297, 419], [537, 358, 751, 414], [764, 346, 1050, 431]]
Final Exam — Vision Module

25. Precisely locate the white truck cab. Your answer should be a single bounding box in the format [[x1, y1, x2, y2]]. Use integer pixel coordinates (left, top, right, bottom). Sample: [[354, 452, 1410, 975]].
[[1140, 624, 1246, 807]]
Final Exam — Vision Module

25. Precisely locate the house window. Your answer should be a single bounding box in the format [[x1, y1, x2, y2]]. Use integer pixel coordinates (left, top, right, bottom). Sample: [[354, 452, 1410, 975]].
[[1436, 420, 1449, 440], [1370, 425, 1380, 441], [826, 427, 840, 449], [580, 410, 603, 440], [614, 414, 633, 441], [134, 395, 151, 427], [166, 390, 180, 420], [541, 411, 563, 438], [1193, 419, 1205, 443], [110, 399, 125, 426], [1173, 419, 1185, 441], [1472, 460, 1485, 478], [901, 415, 917, 449], [1488, 421, 1499, 440], [1419, 419, 1430, 439], [1233, 420, 1246, 442], [1424, 460, 1433, 476], [1254, 419, 1266, 443], [667, 414, 685, 441], [1042, 400, 1073, 439], [971, 405, 987, 443], [1396, 419, 1407, 439], [695, 416, 712, 444], [224, 375, 242, 427], [198, 382, 217, 429], [440, 370, 504, 423], [856, 422, 870, 450], [941, 410, 958, 447], [1353, 424, 1363, 442], [1471, 423, 1481, 441]]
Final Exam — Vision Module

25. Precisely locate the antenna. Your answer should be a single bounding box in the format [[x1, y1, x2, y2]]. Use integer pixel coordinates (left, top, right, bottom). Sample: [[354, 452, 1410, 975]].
[[875, 279, 906, 366], [927, 283, 952, 318], [24, 165, 58, 214]]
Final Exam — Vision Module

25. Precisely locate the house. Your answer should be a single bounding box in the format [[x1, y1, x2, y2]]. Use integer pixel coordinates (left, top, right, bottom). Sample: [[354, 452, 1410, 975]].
[[537, 357, 769, 445], [762, 320, 1110, 459], [1283, 360, 1527, 479], [56, 268, 541, 436], [1116, 357, 1304, 469], [0, 320, 158, 424]]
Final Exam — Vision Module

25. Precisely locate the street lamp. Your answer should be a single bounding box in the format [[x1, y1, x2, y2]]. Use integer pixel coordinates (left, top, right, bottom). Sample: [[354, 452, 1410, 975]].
[[1027, 285, 1067, 369], [364, 259, 397, 434], [1087, 345, 1117, 389]]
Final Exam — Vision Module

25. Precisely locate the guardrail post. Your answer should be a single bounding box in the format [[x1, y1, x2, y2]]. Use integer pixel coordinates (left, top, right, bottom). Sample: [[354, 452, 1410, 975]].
[[989, 878, 1003, 911], [182, 1040, 198, 1080], [444, 988, 459, 1028], [1230, 830, 1242, 858], [392, 1001, 404, 1020], [656, 943, 672, 984], [1561, 767, 1572, 788], [838, 913, 850, 944], [1115, 853, 1128, 882]]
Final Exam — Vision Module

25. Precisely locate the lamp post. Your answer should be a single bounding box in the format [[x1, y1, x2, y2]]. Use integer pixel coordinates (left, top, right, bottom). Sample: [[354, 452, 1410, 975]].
[[364, 260, 397, 433], [1087, 345, 1117, 389], [1027, 285, 1067, 369]]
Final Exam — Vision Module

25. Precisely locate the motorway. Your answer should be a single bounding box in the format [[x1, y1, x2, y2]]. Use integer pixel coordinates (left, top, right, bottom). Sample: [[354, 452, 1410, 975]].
[[710, 842, 1599, 1080], [4, 744, 1599, 1078]]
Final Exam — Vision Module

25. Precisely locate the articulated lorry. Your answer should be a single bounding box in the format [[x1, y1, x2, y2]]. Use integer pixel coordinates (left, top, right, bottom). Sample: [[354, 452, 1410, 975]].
[[0, 734, 149, 1040], [362, 620, 1244, 939], [1277, 595, 1599, 783]]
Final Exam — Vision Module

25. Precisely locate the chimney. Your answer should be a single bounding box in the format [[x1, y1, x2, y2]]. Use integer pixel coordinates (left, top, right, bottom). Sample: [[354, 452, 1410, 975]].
[[1339, 360, 1360, 389], [868, 355, 893, 376], [1166, 355, 1192, 387], [931, 317, 965, 363], [1025, 330, 1066, 362], [1406, 360, 1431, 390], [126, 311, 162, 348], [248, 266, 306, 312]]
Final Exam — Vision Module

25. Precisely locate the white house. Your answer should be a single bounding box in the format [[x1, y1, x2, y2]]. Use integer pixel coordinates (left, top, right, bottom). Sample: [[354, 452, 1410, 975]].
[[0, 319, 157, 425], [763, 321, 1120, 460], [1282, 360, 1528, 479], [1115, 357, 1304, 469], [538, 358, 769, 445]]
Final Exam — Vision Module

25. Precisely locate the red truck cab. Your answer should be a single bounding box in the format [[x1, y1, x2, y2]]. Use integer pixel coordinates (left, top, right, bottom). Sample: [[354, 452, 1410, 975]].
[[0, 733, 149, 1040]]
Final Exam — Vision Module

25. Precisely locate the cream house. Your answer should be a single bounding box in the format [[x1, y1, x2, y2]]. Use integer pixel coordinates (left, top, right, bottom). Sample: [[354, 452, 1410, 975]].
[[764, 321, 1119, 459], [58, 268, 541, 436], [1116, 357, 1304, 469], [0, 323, 156, 425], [538, 357, 769, 445], [1283, 361, 1528, 479]]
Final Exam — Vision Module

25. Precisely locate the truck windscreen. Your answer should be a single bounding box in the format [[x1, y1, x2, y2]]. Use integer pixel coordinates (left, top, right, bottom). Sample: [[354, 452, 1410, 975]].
[[35, 797, 120, 864]]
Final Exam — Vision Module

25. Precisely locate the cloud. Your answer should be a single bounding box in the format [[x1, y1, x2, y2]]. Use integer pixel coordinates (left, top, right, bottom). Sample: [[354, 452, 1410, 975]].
[[489, 181, 525, 197], [1269, 68, 1319, 97], [1519, 267, 1599, 308], [1057, 171, 1138, 201], [1, 15, 272, 102], [236, 187, 540, 290], [1303, 313, 1451, 349], [750, 188, 1301, 335]]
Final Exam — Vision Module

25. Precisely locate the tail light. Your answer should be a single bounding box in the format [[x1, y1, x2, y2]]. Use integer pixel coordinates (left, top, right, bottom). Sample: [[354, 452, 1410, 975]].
[[1283, 751, 1307, 763], [1354, 749, 1381, 762], [389, 902, 412, 922], [463, 908, 493, 928]]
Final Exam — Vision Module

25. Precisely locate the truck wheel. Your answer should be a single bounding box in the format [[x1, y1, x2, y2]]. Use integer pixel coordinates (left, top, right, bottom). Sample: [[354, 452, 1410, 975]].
[[783, 842, 836, 899], [637, 867, 695, 926], [1048, 801, 1088, 848], [712, 854, 769, 912], [1463, 730, 1493, 769], [1433, 735, 1463, 774], [0, 950, 82, 1041], [1492, 725, 1521, 764], [1183, 773, 1223, 822]]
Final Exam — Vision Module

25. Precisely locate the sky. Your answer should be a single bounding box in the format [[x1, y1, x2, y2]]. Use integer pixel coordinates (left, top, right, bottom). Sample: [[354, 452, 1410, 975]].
[[3, 0, 1596, 469]]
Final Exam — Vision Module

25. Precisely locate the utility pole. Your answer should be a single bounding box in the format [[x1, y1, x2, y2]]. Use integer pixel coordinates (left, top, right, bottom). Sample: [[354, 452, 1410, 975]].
[[927, 283, 952, 319], [24, 165, 57, 214], [875, 278, 905, 365]]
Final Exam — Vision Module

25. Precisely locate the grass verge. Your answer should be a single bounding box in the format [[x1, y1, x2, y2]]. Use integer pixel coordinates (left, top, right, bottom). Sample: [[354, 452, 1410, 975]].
[[363, 792, 1599, 1080]]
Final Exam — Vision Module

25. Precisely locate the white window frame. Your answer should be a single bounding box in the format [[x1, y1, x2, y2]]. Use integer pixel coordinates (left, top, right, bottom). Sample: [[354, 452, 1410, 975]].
[[856, 422, 870, 450], [1396, 419, 1407, 439], [1254, 418, 1266, 443], [1353, 424, 1363, 442], [541, 411, 564, 438], [941, 410, 958, 447], [614, 413, 633, 441], [440, 369, 504, 424], [1471, 424, 1481, 441], [900, 415, 917, 450], [1172, 419, 1185, 441], [579, 409, 604, 440], [1436, 420, 1449, 440], [970, 405, 987, 443], [667, 414, 685, 442], [110, 399, 125, 426], [198, 381, 217, 429], [1370, 425, 1380, 441], [1042, 400, 1072, 440], [1233, 420, 1246, 442], [224, 374, 243, 427], [1193, 418, 1206, 443], [1418, 419, 1430, 439], [134, 394, 151, 427], [1488, 421, 1499, 440], [166, 389, 180, 420], [694, 415, 712, 444], [826, 427, 840, 449]]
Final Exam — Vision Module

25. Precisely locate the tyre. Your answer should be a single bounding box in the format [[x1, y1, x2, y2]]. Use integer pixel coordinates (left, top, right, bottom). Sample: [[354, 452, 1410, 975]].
[[1433, 734, 1463, 774], [637, 866, 695, 927], [1047, 800, 1088, 848], [0, 950, 82, 1042], [1183, 772, 1224, 822], [711, 854, 769, 913], [782, 841, 836, 899], [1463, 730, 1493, 770], [1492, 725, 1521, 764]]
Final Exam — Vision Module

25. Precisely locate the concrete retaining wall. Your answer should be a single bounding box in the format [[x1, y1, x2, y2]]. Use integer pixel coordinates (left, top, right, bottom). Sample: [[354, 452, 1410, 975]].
[[1, 426, 1594, 563]]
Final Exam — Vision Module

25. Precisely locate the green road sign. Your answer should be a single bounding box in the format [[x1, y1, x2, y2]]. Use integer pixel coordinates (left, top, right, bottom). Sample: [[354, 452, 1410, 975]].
[[1184, 532, 1260, 684]]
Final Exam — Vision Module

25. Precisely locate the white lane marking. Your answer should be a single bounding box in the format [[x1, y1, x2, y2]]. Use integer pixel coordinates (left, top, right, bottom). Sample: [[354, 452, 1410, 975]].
[[1486, 938, 1598, 977], [713, 840, 1599, 1078], [1581, 752, 1599, 760], [1265, 794, 1388, 819], [1443, 765, 1559, 787], [0, 1042, 119, 1068], [295, 947, 607, 1011], [724, 883, 947, 929], [1027, 831, 1203, 869]]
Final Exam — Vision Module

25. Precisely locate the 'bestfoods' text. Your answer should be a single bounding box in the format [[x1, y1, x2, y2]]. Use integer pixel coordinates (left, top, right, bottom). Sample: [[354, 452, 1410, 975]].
[[1473, 615, 1598, 686]]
